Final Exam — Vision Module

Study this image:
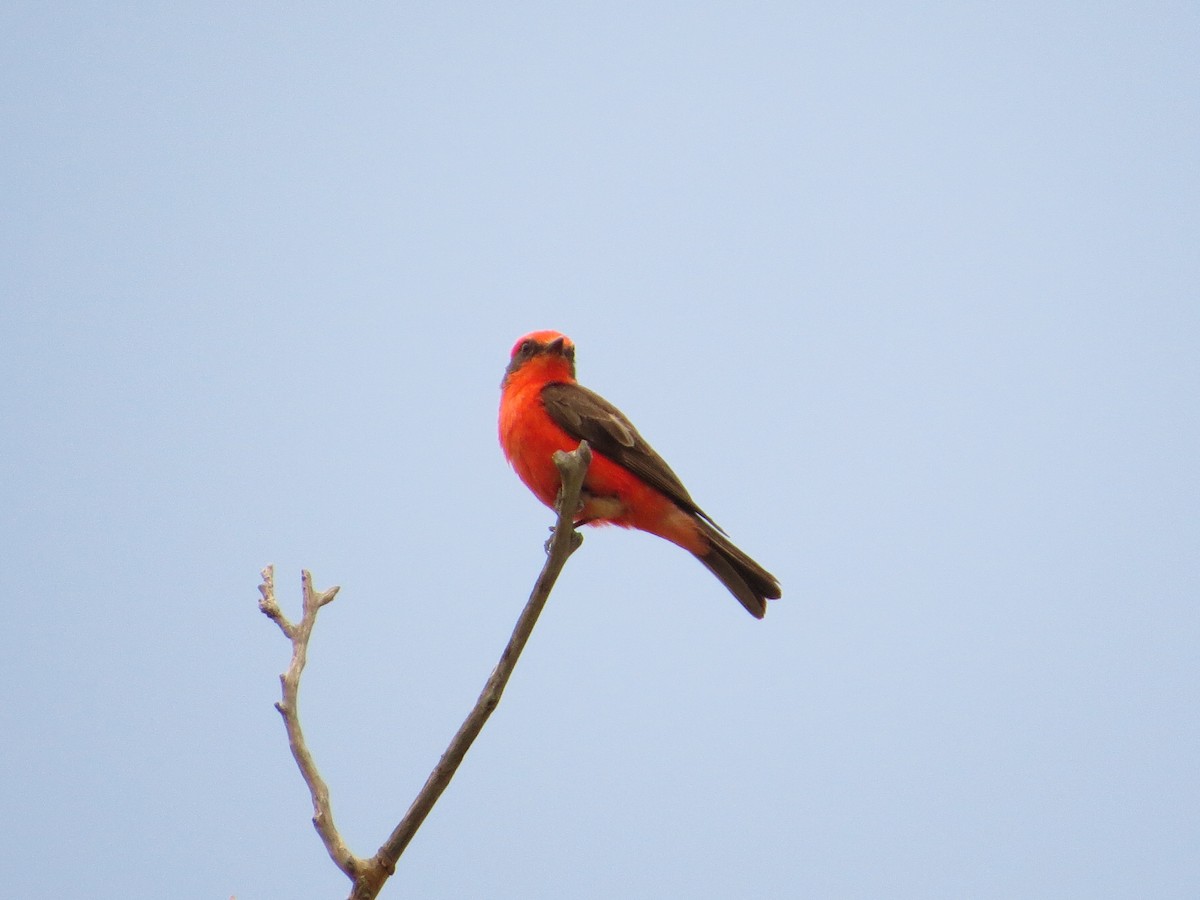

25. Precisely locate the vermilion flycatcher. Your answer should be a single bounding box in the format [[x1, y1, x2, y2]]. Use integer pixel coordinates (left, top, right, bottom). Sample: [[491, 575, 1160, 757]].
[[499, 330, 781, 618]]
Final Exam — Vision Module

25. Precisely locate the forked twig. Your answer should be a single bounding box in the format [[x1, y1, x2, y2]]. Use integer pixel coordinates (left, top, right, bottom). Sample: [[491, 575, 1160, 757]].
[[260, 442, 592, 899]]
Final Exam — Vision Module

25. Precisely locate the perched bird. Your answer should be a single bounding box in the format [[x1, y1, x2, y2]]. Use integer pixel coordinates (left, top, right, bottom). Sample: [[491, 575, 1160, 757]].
[[498, 330, 780, 618]]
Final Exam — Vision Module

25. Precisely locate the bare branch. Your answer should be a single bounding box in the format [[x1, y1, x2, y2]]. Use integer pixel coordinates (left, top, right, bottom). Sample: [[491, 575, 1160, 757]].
[[260, 441, 593, 899], [259, 565, 360, 879], [349, 441, 592, 899]]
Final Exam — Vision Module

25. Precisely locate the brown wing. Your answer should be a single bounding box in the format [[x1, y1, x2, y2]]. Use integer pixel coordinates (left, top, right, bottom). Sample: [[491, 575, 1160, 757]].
[[540, 382, 724, 532]]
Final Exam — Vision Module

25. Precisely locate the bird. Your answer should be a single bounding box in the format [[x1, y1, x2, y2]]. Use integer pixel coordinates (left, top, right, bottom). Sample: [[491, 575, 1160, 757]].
[[498, 330, 780, 618]]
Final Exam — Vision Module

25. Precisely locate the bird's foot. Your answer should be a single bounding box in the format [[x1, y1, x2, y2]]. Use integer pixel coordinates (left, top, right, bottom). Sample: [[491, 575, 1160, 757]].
[[544, 523, 585, 555]]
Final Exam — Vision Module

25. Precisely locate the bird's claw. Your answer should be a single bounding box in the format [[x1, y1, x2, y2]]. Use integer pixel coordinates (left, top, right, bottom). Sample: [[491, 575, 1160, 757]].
[[544, 524, 584, 555]]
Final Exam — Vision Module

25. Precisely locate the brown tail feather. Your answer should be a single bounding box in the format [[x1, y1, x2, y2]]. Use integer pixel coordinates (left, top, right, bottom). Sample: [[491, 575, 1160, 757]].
[[694, 522, 781, 619]]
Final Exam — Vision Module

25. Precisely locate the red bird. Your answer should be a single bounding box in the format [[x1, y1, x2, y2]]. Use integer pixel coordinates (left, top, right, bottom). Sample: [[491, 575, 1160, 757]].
[[499, 330, 780, 618]]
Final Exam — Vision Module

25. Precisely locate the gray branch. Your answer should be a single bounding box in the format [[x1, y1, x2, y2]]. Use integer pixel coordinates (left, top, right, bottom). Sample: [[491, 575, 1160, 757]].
[[259, 441, 593, 899], [258, 568, 357, 878]]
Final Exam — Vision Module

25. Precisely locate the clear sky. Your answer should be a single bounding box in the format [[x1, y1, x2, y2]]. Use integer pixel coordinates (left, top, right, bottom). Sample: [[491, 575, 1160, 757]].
[[2, 4, 1197, 898]]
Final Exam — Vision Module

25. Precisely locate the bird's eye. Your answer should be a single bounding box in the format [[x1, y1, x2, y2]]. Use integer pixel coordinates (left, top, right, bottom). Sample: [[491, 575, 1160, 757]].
[[519, 339, 536, 355], [564, 345, 575, 360]]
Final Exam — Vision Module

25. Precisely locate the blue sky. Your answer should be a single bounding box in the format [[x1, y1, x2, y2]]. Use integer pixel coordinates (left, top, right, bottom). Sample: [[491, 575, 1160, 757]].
[[2, 4, 1197, 898]]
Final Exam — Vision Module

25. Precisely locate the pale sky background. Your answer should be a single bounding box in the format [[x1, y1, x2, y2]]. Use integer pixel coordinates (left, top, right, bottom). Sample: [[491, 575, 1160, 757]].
[[2, 4, 1198, 899]]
